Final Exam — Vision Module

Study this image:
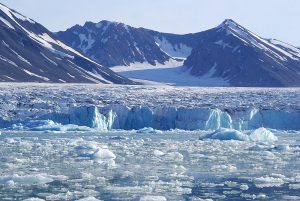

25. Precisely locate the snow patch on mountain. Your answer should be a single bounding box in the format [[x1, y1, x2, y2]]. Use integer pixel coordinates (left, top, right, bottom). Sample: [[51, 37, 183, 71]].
[[78, 33, 95, 53], [0, 16, 14, 29], [22, 69, 50, 81], [0, 55, 18, 67], [154, 36, 192, 58]]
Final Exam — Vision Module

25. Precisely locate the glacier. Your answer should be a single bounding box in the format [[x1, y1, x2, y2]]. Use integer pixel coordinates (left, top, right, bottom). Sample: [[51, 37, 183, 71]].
[[0, 84, 299, 132], [2, 105, 299, 131]]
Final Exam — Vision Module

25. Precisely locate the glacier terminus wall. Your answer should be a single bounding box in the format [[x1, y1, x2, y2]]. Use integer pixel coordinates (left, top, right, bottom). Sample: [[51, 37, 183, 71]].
[[15, 105, 299, 131], [0, 84, 299, 131]]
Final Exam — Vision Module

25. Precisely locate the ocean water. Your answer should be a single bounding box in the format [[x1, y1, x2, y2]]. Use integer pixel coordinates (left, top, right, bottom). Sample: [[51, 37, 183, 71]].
[[0, 130, 299, 201]]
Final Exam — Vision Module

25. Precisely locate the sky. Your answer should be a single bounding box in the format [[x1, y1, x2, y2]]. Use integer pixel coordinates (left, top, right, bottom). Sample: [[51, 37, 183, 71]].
[[1, 0, 300, 46]]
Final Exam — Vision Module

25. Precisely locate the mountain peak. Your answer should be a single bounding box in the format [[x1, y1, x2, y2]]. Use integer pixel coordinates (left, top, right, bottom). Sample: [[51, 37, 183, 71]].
[[217, 19, 242, 30], [94, 20, 128, 29]]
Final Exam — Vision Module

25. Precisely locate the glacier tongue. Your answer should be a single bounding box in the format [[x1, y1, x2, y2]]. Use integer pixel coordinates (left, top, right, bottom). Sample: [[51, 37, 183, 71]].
[[9, 105, 298, 131]]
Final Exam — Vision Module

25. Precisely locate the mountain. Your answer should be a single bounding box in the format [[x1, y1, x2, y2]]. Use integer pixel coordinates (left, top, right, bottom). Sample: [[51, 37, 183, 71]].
[[0, 4, 135, 84], [58, 19, 300, 87], [57, 20, 203, 67], [184, 19, 300, 87]]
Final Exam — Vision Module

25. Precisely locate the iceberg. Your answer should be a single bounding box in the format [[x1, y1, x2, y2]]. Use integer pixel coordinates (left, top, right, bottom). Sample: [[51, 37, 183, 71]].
[[249, 127, 278, 144], [200, 128, 249, 141], [11, 120, 92, 132], [200, 127, 278, 144]]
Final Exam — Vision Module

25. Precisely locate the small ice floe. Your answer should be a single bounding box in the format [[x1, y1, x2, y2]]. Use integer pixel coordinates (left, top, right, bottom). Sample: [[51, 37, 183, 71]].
[[253, 174, 286, 188], [240, 184, 249, 190], [153, 150, 165, 157], [173, 165, 187, 174], [23, 198, 45, 201], [76, 197, 102, 201], [165, 152, 184, 162], [75, 142, 116, 166], [0, 173, 68, 186], [137, 127, 163, 134], [140, 195, 167, 201], [212, 164, 237, 172], [289, 183, 300, 189], [199, 128, 249, 141], [275, 144, 290, 152], [91, 146, 116, 160], [109, 136, 128, 141]]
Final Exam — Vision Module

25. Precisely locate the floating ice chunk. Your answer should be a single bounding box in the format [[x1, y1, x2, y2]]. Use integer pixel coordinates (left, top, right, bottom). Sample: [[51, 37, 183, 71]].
[[212, 164, 237, 172], [173, 165, 187, 174], [153, 150, 165, 157], [76, 197, 102, 201], [75, 142, 99, 158], [23, 198, 45, 201], [15, 120, 92, 132], [249, 127, 278, 144], [289, 183, 300, 189], [165, 152, 184, 162], [275, 144, 290, 152], [0, 174, 68, 186], [253, 175, 285, 188], [240, 184, 249, 190], [140, 195, 167, 201], [200, 128, 249, 141], [281, 195, 300, 200], [137, 127, 163, 134], [91, 147, 116, 160]]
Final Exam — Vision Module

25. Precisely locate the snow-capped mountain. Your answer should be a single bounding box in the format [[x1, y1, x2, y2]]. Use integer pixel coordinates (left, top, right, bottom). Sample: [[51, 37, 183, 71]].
[[57, 20, 203, 67], [58, 19, 300, 87], [184, 19, 300, 87], [0, 4, 135, 84]]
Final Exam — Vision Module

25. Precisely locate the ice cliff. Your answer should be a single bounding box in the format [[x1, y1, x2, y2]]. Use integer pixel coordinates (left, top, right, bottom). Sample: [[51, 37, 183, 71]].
[[3, 105, 299, 131]]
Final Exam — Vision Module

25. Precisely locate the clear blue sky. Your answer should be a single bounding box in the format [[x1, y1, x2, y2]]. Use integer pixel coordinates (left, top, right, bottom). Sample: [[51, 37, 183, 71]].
[[1, 0, 300, 46]]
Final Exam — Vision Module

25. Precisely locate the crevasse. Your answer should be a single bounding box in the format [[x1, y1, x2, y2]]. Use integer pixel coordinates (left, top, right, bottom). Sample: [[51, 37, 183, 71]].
[[33, 105, 300, 131]]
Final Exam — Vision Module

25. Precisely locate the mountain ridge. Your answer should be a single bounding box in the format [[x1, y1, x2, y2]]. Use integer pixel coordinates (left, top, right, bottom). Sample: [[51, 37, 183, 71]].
[[0, 3, 135, 84], [184, 19, 300, 87]]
